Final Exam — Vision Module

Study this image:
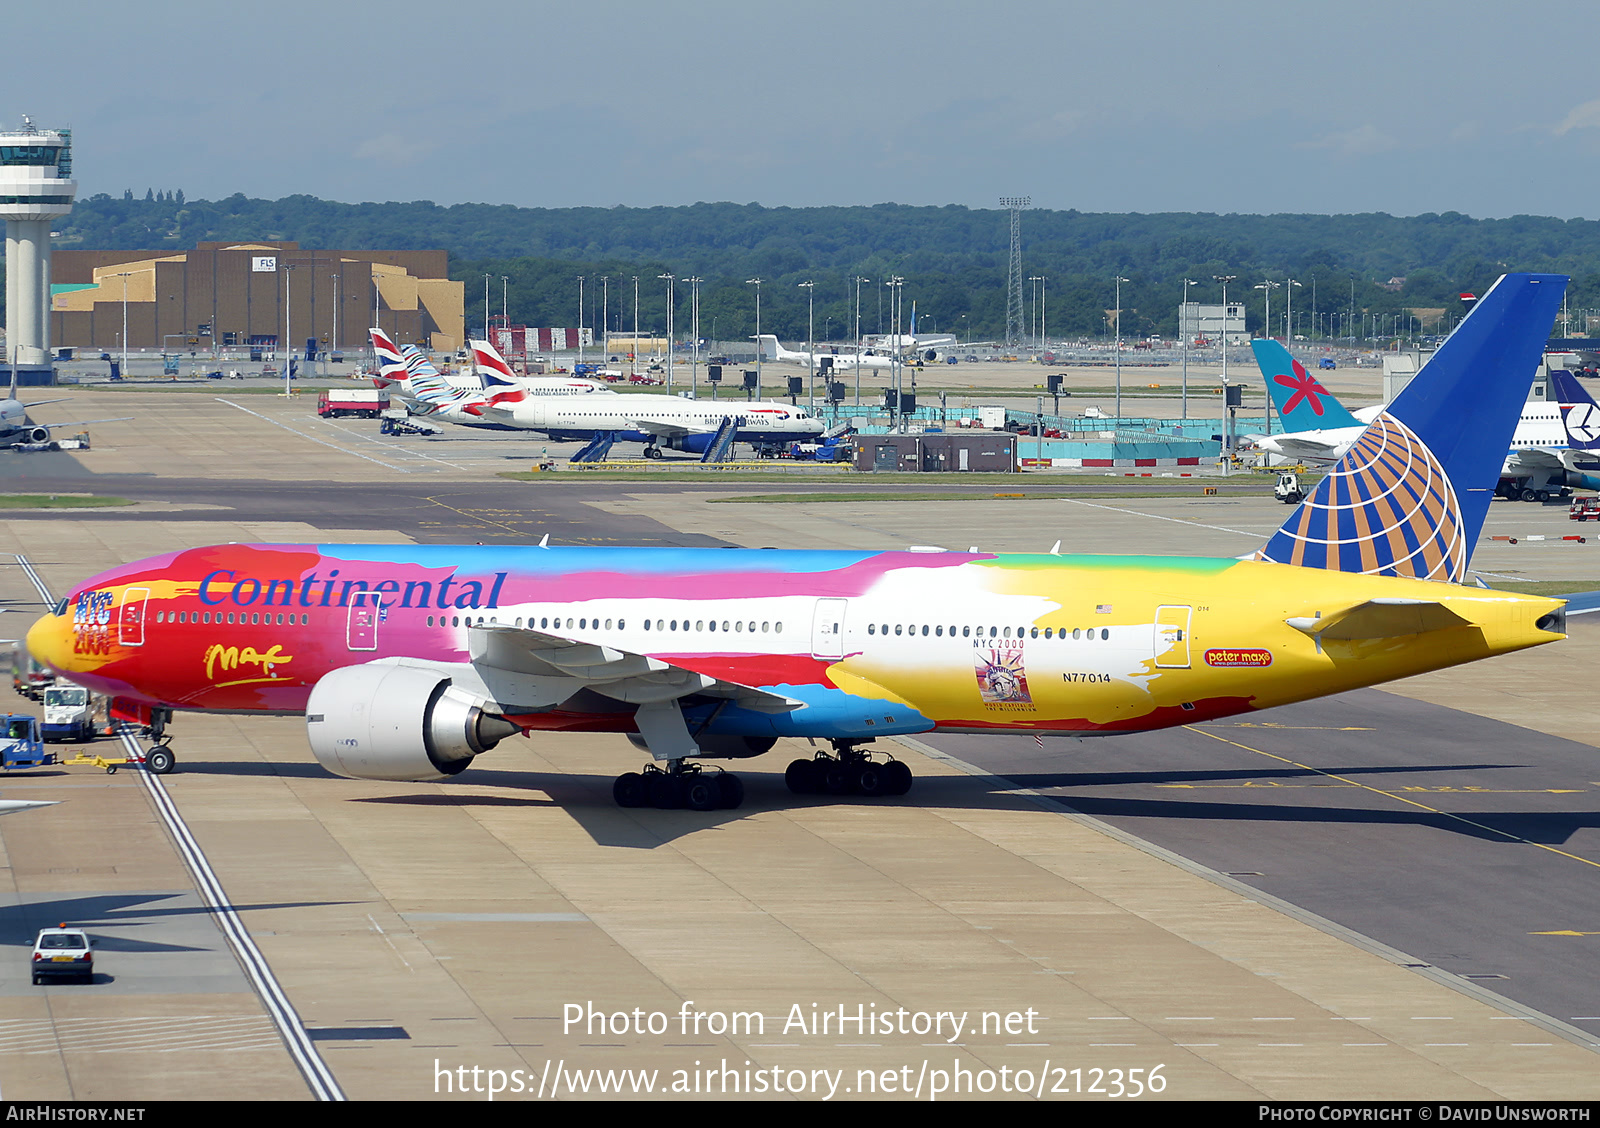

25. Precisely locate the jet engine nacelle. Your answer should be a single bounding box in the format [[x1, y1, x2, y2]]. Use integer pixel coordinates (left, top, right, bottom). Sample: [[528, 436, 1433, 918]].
[[25, 426, 48, 444], [626, 732, 776, 759], [307, 663, 521, 781]]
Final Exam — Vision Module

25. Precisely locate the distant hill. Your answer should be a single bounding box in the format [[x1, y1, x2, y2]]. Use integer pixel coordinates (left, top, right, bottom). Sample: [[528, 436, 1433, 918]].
[[31, 192, 1600, 342]]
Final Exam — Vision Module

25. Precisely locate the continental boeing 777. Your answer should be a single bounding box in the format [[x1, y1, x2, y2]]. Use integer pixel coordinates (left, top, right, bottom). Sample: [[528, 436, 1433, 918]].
[[25, 275, 1571, 811]]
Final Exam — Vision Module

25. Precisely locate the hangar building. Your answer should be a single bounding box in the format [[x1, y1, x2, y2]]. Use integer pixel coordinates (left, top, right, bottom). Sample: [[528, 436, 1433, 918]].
[[48, 241, 463, 353]]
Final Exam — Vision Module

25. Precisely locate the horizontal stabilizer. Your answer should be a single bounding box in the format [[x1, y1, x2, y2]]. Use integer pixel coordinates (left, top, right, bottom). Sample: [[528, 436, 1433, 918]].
[[1286, 598, 1471, 640]]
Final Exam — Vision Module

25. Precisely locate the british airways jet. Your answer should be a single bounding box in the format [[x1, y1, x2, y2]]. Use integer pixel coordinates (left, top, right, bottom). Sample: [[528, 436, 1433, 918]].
[[25, 276, 1573, 811]]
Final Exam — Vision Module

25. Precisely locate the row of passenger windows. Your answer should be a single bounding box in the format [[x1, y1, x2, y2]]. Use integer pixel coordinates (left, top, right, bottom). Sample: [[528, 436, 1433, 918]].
[[147, 607, 1103, 642], [156, 610, 310, 625], [869, 623, 1111, 640]]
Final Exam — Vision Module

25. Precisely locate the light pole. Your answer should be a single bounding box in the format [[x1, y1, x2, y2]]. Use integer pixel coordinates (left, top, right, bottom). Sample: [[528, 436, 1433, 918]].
[[577, 276, 585, 372], [1181, 278, 1197, 420], [282, 263, 295, 396], [483, 273, 491, 337], [112, 269, 151, 377], [1113, 276, 1129, 421], [799, 280, 815, 410], [1039, 274, 1047, 353], [1254, 279, 1280, 437], [886, 277, 904, 430], [659, 272, 675, 394], [852, 275, 870, 407], [601, 276, 609, 354], [685, 276, 702, 397], [1215, 274, 1237, 468], [631, 276, 640, 378], [746, 278, 763, 396], [1029, 276, 1044, 349], [1285, 278, 1301, 346], [330, 272, 340, 363]]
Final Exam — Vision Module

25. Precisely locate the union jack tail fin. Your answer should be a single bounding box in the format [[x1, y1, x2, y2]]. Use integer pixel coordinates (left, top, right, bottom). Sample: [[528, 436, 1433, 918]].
[[369, 328, 409, 387], [1259, 273, 1567, 581], [468, 339, 528, 404], [1251, 339, 1362, 431]]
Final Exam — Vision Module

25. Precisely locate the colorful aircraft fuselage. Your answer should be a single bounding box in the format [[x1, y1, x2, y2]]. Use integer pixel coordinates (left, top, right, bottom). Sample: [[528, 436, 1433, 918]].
[[25, 543, 1562, 741]]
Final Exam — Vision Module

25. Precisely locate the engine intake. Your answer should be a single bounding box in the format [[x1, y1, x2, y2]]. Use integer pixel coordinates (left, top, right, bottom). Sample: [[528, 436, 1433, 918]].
[[307, 663, 521, 781]]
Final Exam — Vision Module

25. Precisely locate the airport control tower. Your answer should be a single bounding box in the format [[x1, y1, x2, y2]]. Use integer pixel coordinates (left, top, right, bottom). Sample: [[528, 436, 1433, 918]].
[[1, 117, 76, 378]]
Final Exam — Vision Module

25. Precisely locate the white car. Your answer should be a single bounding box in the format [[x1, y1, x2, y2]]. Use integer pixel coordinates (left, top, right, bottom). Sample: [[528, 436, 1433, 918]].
[[31, 926, 93, 985]]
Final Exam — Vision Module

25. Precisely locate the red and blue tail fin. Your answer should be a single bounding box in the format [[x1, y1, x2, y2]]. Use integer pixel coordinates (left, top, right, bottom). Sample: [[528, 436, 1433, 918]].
[[468, 339, 528, 405], [1549, 368, 1600, 452], [1259, 273, 1566, 581], [1251, 339, 1363, 431], [369, 328, 408, 387]]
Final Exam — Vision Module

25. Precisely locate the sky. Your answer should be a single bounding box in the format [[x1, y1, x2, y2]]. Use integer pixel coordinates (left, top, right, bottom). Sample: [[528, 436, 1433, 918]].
[[18, 0, 1600, 219]]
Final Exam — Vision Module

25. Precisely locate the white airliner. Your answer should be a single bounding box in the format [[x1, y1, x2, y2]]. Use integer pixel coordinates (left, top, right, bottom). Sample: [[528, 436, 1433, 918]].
[[374, 329, 825, 456], [753, 334, 896, 371], [865, 303, 957, 353], [1, 374, 129, 447]]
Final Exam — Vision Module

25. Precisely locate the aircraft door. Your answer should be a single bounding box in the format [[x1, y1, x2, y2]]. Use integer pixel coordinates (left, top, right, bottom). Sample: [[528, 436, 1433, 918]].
[[347, 591, 380, 651], [118, 588, 150, 647], [1153, 605, 1192, 668], [811, 598, 847, 660]]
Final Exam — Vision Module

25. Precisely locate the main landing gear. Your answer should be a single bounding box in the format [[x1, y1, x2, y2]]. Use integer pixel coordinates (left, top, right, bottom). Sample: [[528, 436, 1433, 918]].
[[144, 708, 177, 775], [613, 761, 744, 811], [785, 740, 912, 798], [642, 444, 664, 460]]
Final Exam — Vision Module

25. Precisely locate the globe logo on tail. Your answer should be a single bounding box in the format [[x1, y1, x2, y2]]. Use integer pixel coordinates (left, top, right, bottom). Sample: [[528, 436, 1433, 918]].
[[1258, 413, 1467, 582]]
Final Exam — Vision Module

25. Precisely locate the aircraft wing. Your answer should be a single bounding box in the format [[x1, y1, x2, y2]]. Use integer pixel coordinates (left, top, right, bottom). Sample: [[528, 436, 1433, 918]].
[[629, 418, 717, 439], [36, 417, 134, 429], [463, 623, 803, 714], [1257, 433, 1349, 464], [1505, 448, 1565, 473], [21, 398, 74, 410]]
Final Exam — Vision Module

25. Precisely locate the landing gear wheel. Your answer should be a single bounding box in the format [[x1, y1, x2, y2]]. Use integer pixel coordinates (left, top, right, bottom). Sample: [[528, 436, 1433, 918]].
[[785, 758, 819, 795], [644, 446, 664, 460], [1521, 488, 1539, 502], [884, 760, 913, 796], [683, 776, 721, 811], [647, 770, 683, 809], [146, 747, 175, 775], [856, 761, 893, 797], [613, 772, 647, 808], [821, 759, 856, 795], [716, 773, 745, 810]]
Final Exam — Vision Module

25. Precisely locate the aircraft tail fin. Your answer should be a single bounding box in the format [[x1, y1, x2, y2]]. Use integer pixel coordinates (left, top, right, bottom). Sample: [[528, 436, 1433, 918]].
[[1258, 273, 1566, 581], [369, 328, 409, 387], [1250, 339, 1363, 431], [1549, 368, 1600, 451], [466, 339, 527, 404], [752, 334, 780, 361], [470, 338, 517, 381]]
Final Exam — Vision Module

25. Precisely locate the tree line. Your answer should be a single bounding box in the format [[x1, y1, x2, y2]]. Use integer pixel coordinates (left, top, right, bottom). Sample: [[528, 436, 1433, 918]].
[[10, 191, 1600, 343]]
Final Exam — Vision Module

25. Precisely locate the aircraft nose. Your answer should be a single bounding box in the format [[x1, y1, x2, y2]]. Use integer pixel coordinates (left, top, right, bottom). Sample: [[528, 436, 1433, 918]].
[[25, 606, 73, 677]]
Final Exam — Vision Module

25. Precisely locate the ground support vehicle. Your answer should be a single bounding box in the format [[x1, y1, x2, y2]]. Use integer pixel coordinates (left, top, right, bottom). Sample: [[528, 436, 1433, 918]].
[[1, 715, 54, 770], [317, 389, 387, 418], [31, 928, 92, 985]]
